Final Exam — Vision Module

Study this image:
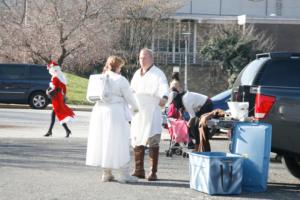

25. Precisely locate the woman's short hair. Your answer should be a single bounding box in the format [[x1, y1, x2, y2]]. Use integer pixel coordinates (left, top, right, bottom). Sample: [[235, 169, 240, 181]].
[[171, 72, 180, 81], [105, 55, 125, 72]]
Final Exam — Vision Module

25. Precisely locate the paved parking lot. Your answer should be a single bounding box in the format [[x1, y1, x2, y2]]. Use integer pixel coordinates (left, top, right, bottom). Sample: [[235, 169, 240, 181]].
[[1, 137, 300, 200], [0, 108, 300, 200]]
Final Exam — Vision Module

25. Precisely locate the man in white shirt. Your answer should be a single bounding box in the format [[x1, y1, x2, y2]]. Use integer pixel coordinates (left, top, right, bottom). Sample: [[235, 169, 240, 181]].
[[130, 48, 169, 181]]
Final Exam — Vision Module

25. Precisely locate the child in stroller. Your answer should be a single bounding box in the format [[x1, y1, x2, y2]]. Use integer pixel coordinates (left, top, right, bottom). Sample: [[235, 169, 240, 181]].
[[164, 102, 190, 157]]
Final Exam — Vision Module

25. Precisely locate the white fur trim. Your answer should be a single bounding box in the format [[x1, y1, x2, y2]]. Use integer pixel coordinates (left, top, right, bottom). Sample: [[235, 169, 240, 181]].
[[49, 68, 56, 76], [56, 72, 67, 85], [51, 66, 61, 71], [49, 82, 54, 88], [50, 71, 67, 85], [59, 116, 75, 125], [49, 65, 67, 85]]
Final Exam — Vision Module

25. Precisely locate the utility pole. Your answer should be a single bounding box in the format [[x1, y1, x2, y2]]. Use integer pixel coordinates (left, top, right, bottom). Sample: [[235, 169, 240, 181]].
[[182, 32, 191, 91]]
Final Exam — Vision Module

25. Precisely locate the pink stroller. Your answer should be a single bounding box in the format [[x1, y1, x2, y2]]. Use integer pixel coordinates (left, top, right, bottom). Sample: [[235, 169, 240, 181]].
[[165, 118, 189, 157]]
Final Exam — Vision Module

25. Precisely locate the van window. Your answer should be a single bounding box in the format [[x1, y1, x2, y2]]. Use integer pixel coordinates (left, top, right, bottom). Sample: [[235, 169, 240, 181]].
[[257, 59, 300, 87], [29, 65, 50, 79], [0, 65, 26, 79]]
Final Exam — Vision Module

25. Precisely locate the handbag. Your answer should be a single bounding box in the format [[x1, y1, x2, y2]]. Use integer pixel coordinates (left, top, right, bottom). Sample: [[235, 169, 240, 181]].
[[86, 74, 111, 103]]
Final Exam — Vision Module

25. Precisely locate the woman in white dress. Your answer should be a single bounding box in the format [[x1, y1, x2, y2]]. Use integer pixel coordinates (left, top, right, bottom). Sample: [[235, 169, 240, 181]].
[[86, 56, 139, 183]]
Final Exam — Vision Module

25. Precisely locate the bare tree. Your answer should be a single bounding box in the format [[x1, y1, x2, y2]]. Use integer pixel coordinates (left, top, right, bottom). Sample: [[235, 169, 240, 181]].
[[0, 0, 114, 67], [26, 0, 115, 66], [112, 0, 185, 65], [0, 0, 186, 75], [104, 0, 186, 80]]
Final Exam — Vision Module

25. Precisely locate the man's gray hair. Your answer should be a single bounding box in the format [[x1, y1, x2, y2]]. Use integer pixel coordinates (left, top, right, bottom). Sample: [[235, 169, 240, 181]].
[[140, 48, 153, 58]]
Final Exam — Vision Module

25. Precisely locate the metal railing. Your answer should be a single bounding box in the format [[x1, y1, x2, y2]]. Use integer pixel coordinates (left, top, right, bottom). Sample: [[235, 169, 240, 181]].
[[153, 52, 217, 66]]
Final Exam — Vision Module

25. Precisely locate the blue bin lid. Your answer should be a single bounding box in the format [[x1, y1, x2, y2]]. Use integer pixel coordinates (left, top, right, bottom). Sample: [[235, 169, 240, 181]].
[[189, 151, 243, 159]]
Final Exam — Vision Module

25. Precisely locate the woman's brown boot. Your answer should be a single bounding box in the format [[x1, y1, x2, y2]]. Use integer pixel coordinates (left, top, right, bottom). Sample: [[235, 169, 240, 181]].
[[131, 145, 145, 178]]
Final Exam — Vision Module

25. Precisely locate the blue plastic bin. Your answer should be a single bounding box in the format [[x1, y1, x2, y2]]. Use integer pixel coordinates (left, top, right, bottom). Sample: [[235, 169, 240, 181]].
[[189, 152, 244, 195], [231, 122, 272, 192]]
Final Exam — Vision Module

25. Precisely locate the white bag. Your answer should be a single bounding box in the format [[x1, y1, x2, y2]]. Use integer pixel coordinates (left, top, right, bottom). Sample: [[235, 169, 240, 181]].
[[227, 102, 249, 120], [86, 74, 111, 103]]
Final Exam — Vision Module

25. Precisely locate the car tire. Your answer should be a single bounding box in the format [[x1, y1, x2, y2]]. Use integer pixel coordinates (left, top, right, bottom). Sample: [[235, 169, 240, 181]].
[[282, 155, 300, 179], [29, 91, 49, 109]]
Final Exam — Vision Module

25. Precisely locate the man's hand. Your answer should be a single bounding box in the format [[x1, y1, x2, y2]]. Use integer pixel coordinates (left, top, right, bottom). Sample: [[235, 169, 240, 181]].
[[159, 96, 168, 107], [187, 119, 191, 127]]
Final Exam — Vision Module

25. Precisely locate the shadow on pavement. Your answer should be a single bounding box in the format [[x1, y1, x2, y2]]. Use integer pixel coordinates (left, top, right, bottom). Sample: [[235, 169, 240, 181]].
[[128, 180, 189, 188], [216, 182, 300, 199], [268, 182, 300, 192], [0, 138, 86, 170]]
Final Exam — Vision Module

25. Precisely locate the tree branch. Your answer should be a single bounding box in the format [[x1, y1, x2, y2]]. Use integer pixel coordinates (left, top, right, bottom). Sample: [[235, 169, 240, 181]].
[[0, 0, 11, 10]]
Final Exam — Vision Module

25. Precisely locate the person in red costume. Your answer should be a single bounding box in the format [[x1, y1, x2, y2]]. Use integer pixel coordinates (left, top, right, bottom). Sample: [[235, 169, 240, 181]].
[[44, 61, 75, 137]]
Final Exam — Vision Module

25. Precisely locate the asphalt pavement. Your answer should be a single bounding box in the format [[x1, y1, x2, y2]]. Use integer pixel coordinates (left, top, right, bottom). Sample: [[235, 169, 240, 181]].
[[0, 106, 300, 200]]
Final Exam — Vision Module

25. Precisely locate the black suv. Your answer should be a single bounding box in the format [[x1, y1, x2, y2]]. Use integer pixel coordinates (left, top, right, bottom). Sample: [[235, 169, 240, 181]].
[[231, 52, 300, 178], [0, 63, 51, 109]]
